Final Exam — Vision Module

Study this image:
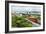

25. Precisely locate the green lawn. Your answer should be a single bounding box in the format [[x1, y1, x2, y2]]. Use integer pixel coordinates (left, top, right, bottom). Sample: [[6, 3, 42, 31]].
[[12, 14, 41, 27], [12, 15, 32, 27]]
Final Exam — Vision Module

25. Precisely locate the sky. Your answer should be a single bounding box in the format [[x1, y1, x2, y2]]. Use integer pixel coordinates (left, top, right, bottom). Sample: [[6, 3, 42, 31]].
[[11, 5, 41, 13]]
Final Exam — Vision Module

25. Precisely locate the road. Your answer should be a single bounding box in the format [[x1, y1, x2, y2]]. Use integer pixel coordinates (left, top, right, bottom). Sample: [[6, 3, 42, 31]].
[[25, 18, 40, 27]]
